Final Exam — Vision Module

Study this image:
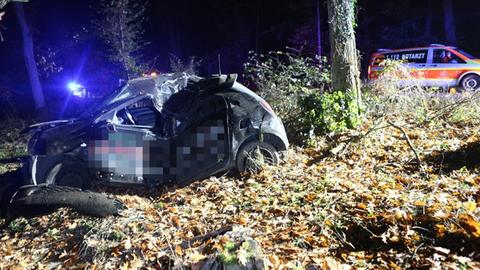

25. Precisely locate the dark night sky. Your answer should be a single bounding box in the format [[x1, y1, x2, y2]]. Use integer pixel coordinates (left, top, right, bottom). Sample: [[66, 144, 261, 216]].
[[0, 0, 480, 115]]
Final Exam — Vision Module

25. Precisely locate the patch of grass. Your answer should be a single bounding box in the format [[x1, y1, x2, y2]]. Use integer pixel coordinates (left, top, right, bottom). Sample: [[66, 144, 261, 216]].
[[154, 202, 165, 209], [109, 230, 124, 241], [8, 219, 27, 232]]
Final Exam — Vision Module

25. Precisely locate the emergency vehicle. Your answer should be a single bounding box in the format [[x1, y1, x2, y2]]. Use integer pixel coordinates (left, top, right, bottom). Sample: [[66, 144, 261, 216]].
[[368, 44, 480, 91]]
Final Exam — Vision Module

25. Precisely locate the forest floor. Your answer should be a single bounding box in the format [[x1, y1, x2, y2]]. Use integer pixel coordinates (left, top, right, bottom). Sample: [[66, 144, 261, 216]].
[[1, 94, 480, 269]]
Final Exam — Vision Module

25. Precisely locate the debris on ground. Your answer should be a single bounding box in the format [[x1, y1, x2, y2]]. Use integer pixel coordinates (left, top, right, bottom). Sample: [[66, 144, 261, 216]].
[[1, 107, 480, 268]]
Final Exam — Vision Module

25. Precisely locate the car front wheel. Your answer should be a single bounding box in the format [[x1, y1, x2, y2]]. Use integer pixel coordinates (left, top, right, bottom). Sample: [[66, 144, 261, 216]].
[[236, 141, 279, 173], [45, 158, 90, 189], [461, 74, 480, 91]]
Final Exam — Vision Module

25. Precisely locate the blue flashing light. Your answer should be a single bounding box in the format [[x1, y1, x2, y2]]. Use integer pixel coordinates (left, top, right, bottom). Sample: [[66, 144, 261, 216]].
[[67, 82, 81, 91], [67, 81, 86, 97]]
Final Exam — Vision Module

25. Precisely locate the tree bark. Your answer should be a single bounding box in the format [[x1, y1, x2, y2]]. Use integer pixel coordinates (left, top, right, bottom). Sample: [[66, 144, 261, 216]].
[[316, 0, 322, 58], [14, 2, 45, 111], [327, 0, 361, 105], [443, 0, 457, 45]]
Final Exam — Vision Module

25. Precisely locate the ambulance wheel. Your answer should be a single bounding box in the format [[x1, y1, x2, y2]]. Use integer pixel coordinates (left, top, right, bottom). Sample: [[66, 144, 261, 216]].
[[461, 74, 480, 91]]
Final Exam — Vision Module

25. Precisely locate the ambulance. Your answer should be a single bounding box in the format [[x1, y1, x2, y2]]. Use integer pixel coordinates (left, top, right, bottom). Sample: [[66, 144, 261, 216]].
[[368, 44, 480, 91]]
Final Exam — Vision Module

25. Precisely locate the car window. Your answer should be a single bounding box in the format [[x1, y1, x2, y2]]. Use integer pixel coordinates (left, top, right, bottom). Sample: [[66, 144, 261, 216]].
[[172, 95, 227, 135], [432, 49, 465, 64], [371, 55, 385, 66], [112, 98, 180, 138], [114, 98, 159, 127], [457, 49, 477, 59], [383, 50, 428, 64]]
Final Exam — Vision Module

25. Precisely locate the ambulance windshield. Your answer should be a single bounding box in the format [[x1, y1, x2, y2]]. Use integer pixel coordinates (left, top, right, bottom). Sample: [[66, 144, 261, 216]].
[[457, 50, 477, 59]]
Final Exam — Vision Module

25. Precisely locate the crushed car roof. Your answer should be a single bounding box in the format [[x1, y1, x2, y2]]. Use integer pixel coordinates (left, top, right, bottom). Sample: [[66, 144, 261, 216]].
[[103, 73, 238, 108], [108, 73, 196, 107]]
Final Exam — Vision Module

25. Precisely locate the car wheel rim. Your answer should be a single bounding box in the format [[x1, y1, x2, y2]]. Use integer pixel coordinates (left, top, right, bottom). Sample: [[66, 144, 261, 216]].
[[244, 146, 276, 173], [464, 78, 479, 90]]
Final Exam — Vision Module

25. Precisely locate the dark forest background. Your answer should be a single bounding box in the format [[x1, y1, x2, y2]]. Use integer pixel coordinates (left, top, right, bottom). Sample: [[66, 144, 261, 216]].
[[0, 0, 478, 117]]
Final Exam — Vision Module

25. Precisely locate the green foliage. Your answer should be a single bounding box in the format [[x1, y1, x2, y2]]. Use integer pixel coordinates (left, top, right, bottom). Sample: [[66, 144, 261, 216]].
[[47, 228, 60, 239], [244, 49, 331, 143], [8, 218, 27, 232], [218, 241, 238, 265], [224, 241, 236, 251], [154, 202, 165, 209], [299, 90, 362, 135], [109, 230, 124, 241], [244, 50, 330, 102]]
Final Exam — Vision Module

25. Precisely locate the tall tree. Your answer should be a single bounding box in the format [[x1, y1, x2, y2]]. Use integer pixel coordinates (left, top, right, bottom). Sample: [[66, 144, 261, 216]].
[[315, 0, 322, 57], [327, 0, 361, 105], [14, 2, 45, 112], [96, 0, 148, 79], [442, 0, 456, 45]]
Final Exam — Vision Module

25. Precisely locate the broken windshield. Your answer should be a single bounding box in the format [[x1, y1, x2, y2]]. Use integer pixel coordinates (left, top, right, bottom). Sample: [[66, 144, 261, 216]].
[[81, 73, 195, 119]]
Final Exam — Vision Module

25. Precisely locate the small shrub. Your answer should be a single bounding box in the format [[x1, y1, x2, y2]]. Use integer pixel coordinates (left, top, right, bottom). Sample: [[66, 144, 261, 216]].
[[364, 59, 429, 120], [243, 49, 331, 143], [365, 59, 480, 125], [154, 202, 165, 209], [109, 230, 124, 241], [8, 219, 27, 232], [298, 90, 362, 136]]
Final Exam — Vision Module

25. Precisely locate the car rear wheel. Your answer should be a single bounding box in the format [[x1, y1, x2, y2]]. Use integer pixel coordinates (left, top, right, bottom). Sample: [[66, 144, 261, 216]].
[[236, 141, 279, 173], [45, 158, 90, 189], [461, 74, 480, 91]]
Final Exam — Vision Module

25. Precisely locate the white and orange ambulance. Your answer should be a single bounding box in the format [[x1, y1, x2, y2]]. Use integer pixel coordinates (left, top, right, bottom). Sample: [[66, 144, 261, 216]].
[[368, 44, 480, 91]]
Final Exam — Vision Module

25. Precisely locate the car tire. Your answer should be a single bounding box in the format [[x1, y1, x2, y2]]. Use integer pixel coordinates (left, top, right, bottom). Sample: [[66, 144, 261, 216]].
[[45, 158, 90, 189], [461, 74, 480, 91], [236, 141, 279, 173], [5, 185, 123, 224]]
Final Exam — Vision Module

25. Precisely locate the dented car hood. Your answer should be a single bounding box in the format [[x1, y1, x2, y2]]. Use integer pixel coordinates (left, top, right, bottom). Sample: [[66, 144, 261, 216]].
[[21, 119, 81, 134], [22, 72, 195, 135]]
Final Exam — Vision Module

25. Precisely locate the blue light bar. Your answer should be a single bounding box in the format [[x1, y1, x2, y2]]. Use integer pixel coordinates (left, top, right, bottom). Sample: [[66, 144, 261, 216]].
[[67, 81, 86, 97]]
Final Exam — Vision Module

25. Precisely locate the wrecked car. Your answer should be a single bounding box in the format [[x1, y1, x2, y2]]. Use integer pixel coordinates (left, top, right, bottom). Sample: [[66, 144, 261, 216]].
[[21, 73, 288, 188]]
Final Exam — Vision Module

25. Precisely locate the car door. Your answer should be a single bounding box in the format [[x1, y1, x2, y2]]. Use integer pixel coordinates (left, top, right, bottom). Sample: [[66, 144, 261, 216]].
[[383, 49, 428, 86], [172, 95, 230, 185], [425, 48, 466, 88], [88, 96, 173, 185], [399, 49, 429, 85]]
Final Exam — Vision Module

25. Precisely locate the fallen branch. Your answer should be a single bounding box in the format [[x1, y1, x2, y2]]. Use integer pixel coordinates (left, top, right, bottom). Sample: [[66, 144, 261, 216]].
[[163, 225, 233, 252], [337, 115, 388, 156], [387, 120, 421, 164], [424, 92, 480, 124]]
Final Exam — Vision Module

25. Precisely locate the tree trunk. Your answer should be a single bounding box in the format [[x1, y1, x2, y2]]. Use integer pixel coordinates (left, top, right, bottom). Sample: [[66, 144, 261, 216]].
[[327, 0, 361, 105], [316, 0, 322, 58], [443, 0, 457, 45], [14, 2, 45, 112]]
